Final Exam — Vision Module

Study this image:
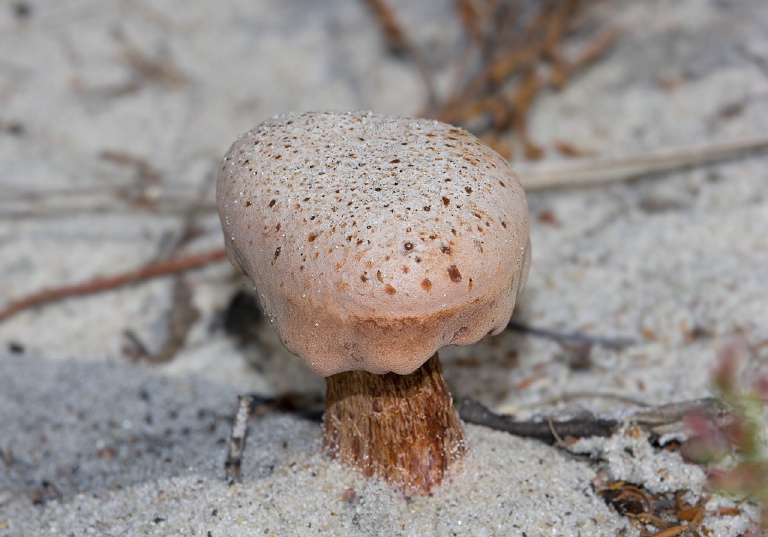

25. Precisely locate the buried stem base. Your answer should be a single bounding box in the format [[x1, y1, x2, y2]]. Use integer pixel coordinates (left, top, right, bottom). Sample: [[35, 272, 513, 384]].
[[323, 353, 466, 496]]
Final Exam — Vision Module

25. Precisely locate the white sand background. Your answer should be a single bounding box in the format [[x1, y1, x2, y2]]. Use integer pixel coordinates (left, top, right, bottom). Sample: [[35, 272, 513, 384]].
[[1, 0, 767, 535]]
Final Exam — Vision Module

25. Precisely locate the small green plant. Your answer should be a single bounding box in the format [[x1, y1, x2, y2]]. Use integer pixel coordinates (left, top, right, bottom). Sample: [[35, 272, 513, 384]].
[[683, 339, 768, 533]]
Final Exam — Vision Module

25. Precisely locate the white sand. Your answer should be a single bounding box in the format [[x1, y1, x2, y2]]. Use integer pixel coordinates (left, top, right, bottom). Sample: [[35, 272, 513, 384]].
[[1, 0, 767, 535]]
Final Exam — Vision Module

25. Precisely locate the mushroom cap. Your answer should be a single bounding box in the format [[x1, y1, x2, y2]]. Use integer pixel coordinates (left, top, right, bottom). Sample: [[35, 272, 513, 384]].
[[217, 111, 530, 376]]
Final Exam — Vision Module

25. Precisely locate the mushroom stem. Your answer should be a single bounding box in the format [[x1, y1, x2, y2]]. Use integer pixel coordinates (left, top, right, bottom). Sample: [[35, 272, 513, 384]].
[[323, 353, 465, 496]]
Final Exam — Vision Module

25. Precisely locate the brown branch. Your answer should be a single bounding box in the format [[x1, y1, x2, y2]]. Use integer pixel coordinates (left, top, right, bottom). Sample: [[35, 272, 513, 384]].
[[456, 397, 728, 445], [100, 150, 164, 184], [361, 0, 438, 114], [122, 277, 200, 363], [565, 28, 622, 79], [457, 398, 616, 443], [433, 0, 620, 162], [437, 47, 539, 123], [0, 248, 227, 323], [360, 0, 409, 54], [455, 0, 483, 44]]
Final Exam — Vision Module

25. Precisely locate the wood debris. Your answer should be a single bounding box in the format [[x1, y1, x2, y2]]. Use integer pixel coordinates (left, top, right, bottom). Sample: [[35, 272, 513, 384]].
[[596, 482, 745, 536], [225, 395, 254, 484], [456, 397, 729, 445], [0, 249, 226, 323], [363, 0, 620, 159]]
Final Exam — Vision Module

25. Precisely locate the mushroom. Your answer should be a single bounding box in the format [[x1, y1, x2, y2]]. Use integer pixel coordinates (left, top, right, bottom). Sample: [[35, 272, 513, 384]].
[[217, 111, 530, 495]]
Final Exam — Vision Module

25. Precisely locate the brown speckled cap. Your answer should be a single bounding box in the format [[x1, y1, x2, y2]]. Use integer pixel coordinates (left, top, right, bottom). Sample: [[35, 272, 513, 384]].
[[217, 111, 530, 376]]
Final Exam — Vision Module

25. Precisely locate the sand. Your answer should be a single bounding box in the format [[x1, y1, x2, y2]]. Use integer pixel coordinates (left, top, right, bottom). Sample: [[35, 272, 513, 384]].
[[1, 0, 767, 535]]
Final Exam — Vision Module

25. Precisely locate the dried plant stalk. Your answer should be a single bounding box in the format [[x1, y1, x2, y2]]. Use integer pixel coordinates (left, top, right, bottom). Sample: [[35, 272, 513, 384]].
[[516, 135, 768, 189]]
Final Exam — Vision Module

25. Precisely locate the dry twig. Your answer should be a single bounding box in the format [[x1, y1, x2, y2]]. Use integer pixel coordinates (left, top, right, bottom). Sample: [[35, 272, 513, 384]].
[[0, 248, 226, 323], [516, 134, 768, 189], [595, 481, 743, 536], [361, 0, 438, 114], [506, 319, 636, 348], [456, 397, 728, 445], [123, 277, 200, 363], [361, 0, 619, 156], [225, 394, 254, 484], [429, 0, 619, 158]]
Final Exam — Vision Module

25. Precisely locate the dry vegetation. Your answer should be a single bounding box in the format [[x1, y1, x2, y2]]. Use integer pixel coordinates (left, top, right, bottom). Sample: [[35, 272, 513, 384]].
[[1, 2, 767, 532]]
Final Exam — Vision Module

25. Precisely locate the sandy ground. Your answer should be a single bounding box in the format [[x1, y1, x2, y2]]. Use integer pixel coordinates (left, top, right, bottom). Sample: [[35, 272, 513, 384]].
[[1, 0, 767, 535]]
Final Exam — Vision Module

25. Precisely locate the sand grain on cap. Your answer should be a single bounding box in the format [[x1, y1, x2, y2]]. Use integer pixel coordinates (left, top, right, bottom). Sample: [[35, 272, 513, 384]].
[[218, 111, 529, 375]]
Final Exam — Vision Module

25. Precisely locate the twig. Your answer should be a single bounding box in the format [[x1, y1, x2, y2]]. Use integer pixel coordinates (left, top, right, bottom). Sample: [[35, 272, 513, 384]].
[[517, 134, 768, 190], [504, 391, 652, 413], [361, 0, 438, 115], [0, 187, 216, 218], [437, 47, 539, 123], [562, 28, 622, 82], [547, 414, 571, 449], [457, 398, 616, 443], [455, 0, 483, 44], [360, 0, 409, 54], [225, 394, 254, 485], [433, 0, 618, 161], [456, 397, 728, 445], [135, 175, 212, 359], [506, 320, 637, 348], [0, 248, 227, 323], [223, 392, 324, 483], [118, 170, 213, 362], [0, 201, 217, 219], [123, 277, 200, 363], [100, 150, 163, 184]]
